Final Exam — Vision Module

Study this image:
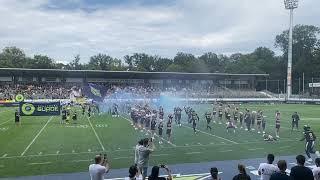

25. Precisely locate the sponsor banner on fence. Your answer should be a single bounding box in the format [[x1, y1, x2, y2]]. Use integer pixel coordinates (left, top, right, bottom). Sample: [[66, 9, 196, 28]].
[[19, 102, 61, 116]]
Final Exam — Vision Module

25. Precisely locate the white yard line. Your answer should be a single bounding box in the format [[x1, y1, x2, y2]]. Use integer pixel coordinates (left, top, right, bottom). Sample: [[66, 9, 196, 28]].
[[120, 115, 177, 147], [185, 151, 201, 155], [248, 148, 264, 151], [2, 154, 7, 158], [181, 124, 238, 144], [28, 162, 51, 165], [86, 117, 105, 151], [20, 116, 53, 156]]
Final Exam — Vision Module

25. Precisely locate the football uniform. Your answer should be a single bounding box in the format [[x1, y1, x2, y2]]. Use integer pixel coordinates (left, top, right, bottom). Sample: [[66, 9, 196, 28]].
[[166, 118, 172, 135], [158, 122, 163, 136], [275, 114, 281, 129], [15, 111, 20, 122], [301, 129, 316, 158], [151, 119, 156, 131], [233, 110, 239, 122], [292, 113, 300, 130]]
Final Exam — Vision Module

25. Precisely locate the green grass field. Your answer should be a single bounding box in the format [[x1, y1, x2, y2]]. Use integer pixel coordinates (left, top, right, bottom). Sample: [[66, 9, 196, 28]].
[[0, 103, 320, 178]]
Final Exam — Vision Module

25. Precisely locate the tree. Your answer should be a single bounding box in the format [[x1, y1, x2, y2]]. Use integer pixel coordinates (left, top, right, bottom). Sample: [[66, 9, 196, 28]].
[[153, 57, 172, 72], [0, 47, 26, 68], [28, 55, 55, 69], [68, 54, 82, 70], [124, 55, 134, 71], [131, 53, 155, 71], [88, 54, 116, 70], [275, 24, 320, 77]]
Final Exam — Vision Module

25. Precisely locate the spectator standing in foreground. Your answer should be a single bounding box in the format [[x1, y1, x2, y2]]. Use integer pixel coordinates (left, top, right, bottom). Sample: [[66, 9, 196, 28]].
[[89, 154, 110, 180], [313, 158, 320, 180], [233, 164, 251, 180], [135, 139, 143, 165], [148, 165, 172, 180], [137, 138, 155, 180], [210, 167, 221, 180], [289, 155, 313, 180], [258, 154, 279, 180], [270, 160, 289, 180]]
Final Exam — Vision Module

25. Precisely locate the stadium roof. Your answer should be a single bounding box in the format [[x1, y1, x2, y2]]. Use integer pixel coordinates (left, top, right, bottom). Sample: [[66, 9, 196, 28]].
[[0, 68, 269, 80]]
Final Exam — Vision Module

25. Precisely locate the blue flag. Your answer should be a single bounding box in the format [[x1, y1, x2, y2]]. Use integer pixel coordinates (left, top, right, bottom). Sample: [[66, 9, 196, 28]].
[[83, 83, 106, 101]]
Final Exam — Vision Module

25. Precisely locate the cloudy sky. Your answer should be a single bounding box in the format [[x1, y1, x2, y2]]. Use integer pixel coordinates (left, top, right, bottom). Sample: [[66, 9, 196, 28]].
[[0, 0, 319, 63]]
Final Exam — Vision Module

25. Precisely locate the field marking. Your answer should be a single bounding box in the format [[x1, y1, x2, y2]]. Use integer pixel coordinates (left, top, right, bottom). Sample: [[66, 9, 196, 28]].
[[153, 154, 170, 157], [2, 154, 7, 158], [0, 119, 11, 126], [219, 149, 233, 152], [20, 116, 53, 156], [73, 159, 90, 162], [28, 162, 51, 165], [185, 151, 201, 155], [181, 124, 238, 144], [120, 115, 177, 147], [86, 117, 106, 151], [114, 156, 132, 160], [248, 148, 264, 151], [56, 151, 59, 154]]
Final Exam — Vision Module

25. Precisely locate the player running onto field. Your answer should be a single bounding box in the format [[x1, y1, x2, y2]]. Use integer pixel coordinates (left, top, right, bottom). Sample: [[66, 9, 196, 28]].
[[218, 104, 223, 124], [275, 111, 281, 138], [166, 114, 173, 142], [239, 111, 244, 129], [233, 108, 239, 127], [205, 111, 212, 131], [191, 110, 199, 134], [300, 125, 319, 162], [150, 114, 157, 138], [212, 106, 217, 123], [175, 106, 182, 126], [158, 121, 164, 144]]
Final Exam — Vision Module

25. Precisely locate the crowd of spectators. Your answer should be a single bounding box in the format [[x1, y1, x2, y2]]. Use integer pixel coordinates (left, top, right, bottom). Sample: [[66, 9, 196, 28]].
[[88, 152, 320, 180], [0, 82, 272, 101]]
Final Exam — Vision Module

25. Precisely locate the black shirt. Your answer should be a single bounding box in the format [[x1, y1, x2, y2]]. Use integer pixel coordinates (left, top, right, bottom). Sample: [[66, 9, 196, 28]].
[[270, 172, 290, 180], [232, 173, 251, 180], [290, 165, 313, 180]]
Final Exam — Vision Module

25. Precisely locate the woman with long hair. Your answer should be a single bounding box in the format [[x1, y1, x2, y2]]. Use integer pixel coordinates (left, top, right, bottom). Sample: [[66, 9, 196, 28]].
[[232, 164, 251, 180]]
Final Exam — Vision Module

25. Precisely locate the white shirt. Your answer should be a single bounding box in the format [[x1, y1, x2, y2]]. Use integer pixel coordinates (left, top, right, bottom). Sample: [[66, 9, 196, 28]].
[[313, 167, 320, 180], [89, 164, 108, 180], [258, 163, 279, 180], [134, 144, 141, 164]]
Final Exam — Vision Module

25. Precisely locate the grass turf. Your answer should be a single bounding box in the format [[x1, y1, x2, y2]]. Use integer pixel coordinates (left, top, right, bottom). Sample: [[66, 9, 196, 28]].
[[0, 103, 320, 177]]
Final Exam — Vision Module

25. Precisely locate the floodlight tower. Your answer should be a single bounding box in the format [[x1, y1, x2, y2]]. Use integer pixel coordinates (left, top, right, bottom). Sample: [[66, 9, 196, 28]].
[[284, 0, 298, 99]]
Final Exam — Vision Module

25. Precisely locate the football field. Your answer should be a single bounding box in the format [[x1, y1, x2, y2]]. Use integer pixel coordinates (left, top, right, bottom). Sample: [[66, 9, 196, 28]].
[[0, 103, 320, 178]]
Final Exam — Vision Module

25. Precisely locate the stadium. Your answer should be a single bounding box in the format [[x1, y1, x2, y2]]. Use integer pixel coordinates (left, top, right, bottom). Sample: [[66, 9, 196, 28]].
[[1, 0, 320, 180]]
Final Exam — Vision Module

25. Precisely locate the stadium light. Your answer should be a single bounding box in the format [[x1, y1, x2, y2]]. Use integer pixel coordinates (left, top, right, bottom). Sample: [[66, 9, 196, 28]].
[[284, 0, 298, 100]]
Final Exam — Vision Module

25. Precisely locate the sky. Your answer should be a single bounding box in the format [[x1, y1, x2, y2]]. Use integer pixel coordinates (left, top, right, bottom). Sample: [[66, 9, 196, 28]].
[[0, 0, 319, 64]]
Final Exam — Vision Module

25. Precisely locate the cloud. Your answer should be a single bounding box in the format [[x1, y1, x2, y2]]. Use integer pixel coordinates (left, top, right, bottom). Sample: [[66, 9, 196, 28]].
[[0, 0, 319, 62]]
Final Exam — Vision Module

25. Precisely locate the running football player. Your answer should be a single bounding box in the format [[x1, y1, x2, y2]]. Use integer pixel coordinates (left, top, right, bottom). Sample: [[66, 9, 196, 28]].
[[233, 108, 239, 126], [191, 110, 199, 133], [158, 121, 164, 144], [300, 125, 318, 162], [150, 114, 157, 138], [166, 114, 173, 142], [218, 104, 223, 124], [175, 106, 182, 126], [205, 111, 212, 131], [275, 111, 281, 138], [212, 106, 217, 123]]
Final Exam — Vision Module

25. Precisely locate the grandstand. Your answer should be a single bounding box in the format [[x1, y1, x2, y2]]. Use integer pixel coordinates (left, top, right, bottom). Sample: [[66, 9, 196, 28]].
[[0, 68, 268, 100]]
